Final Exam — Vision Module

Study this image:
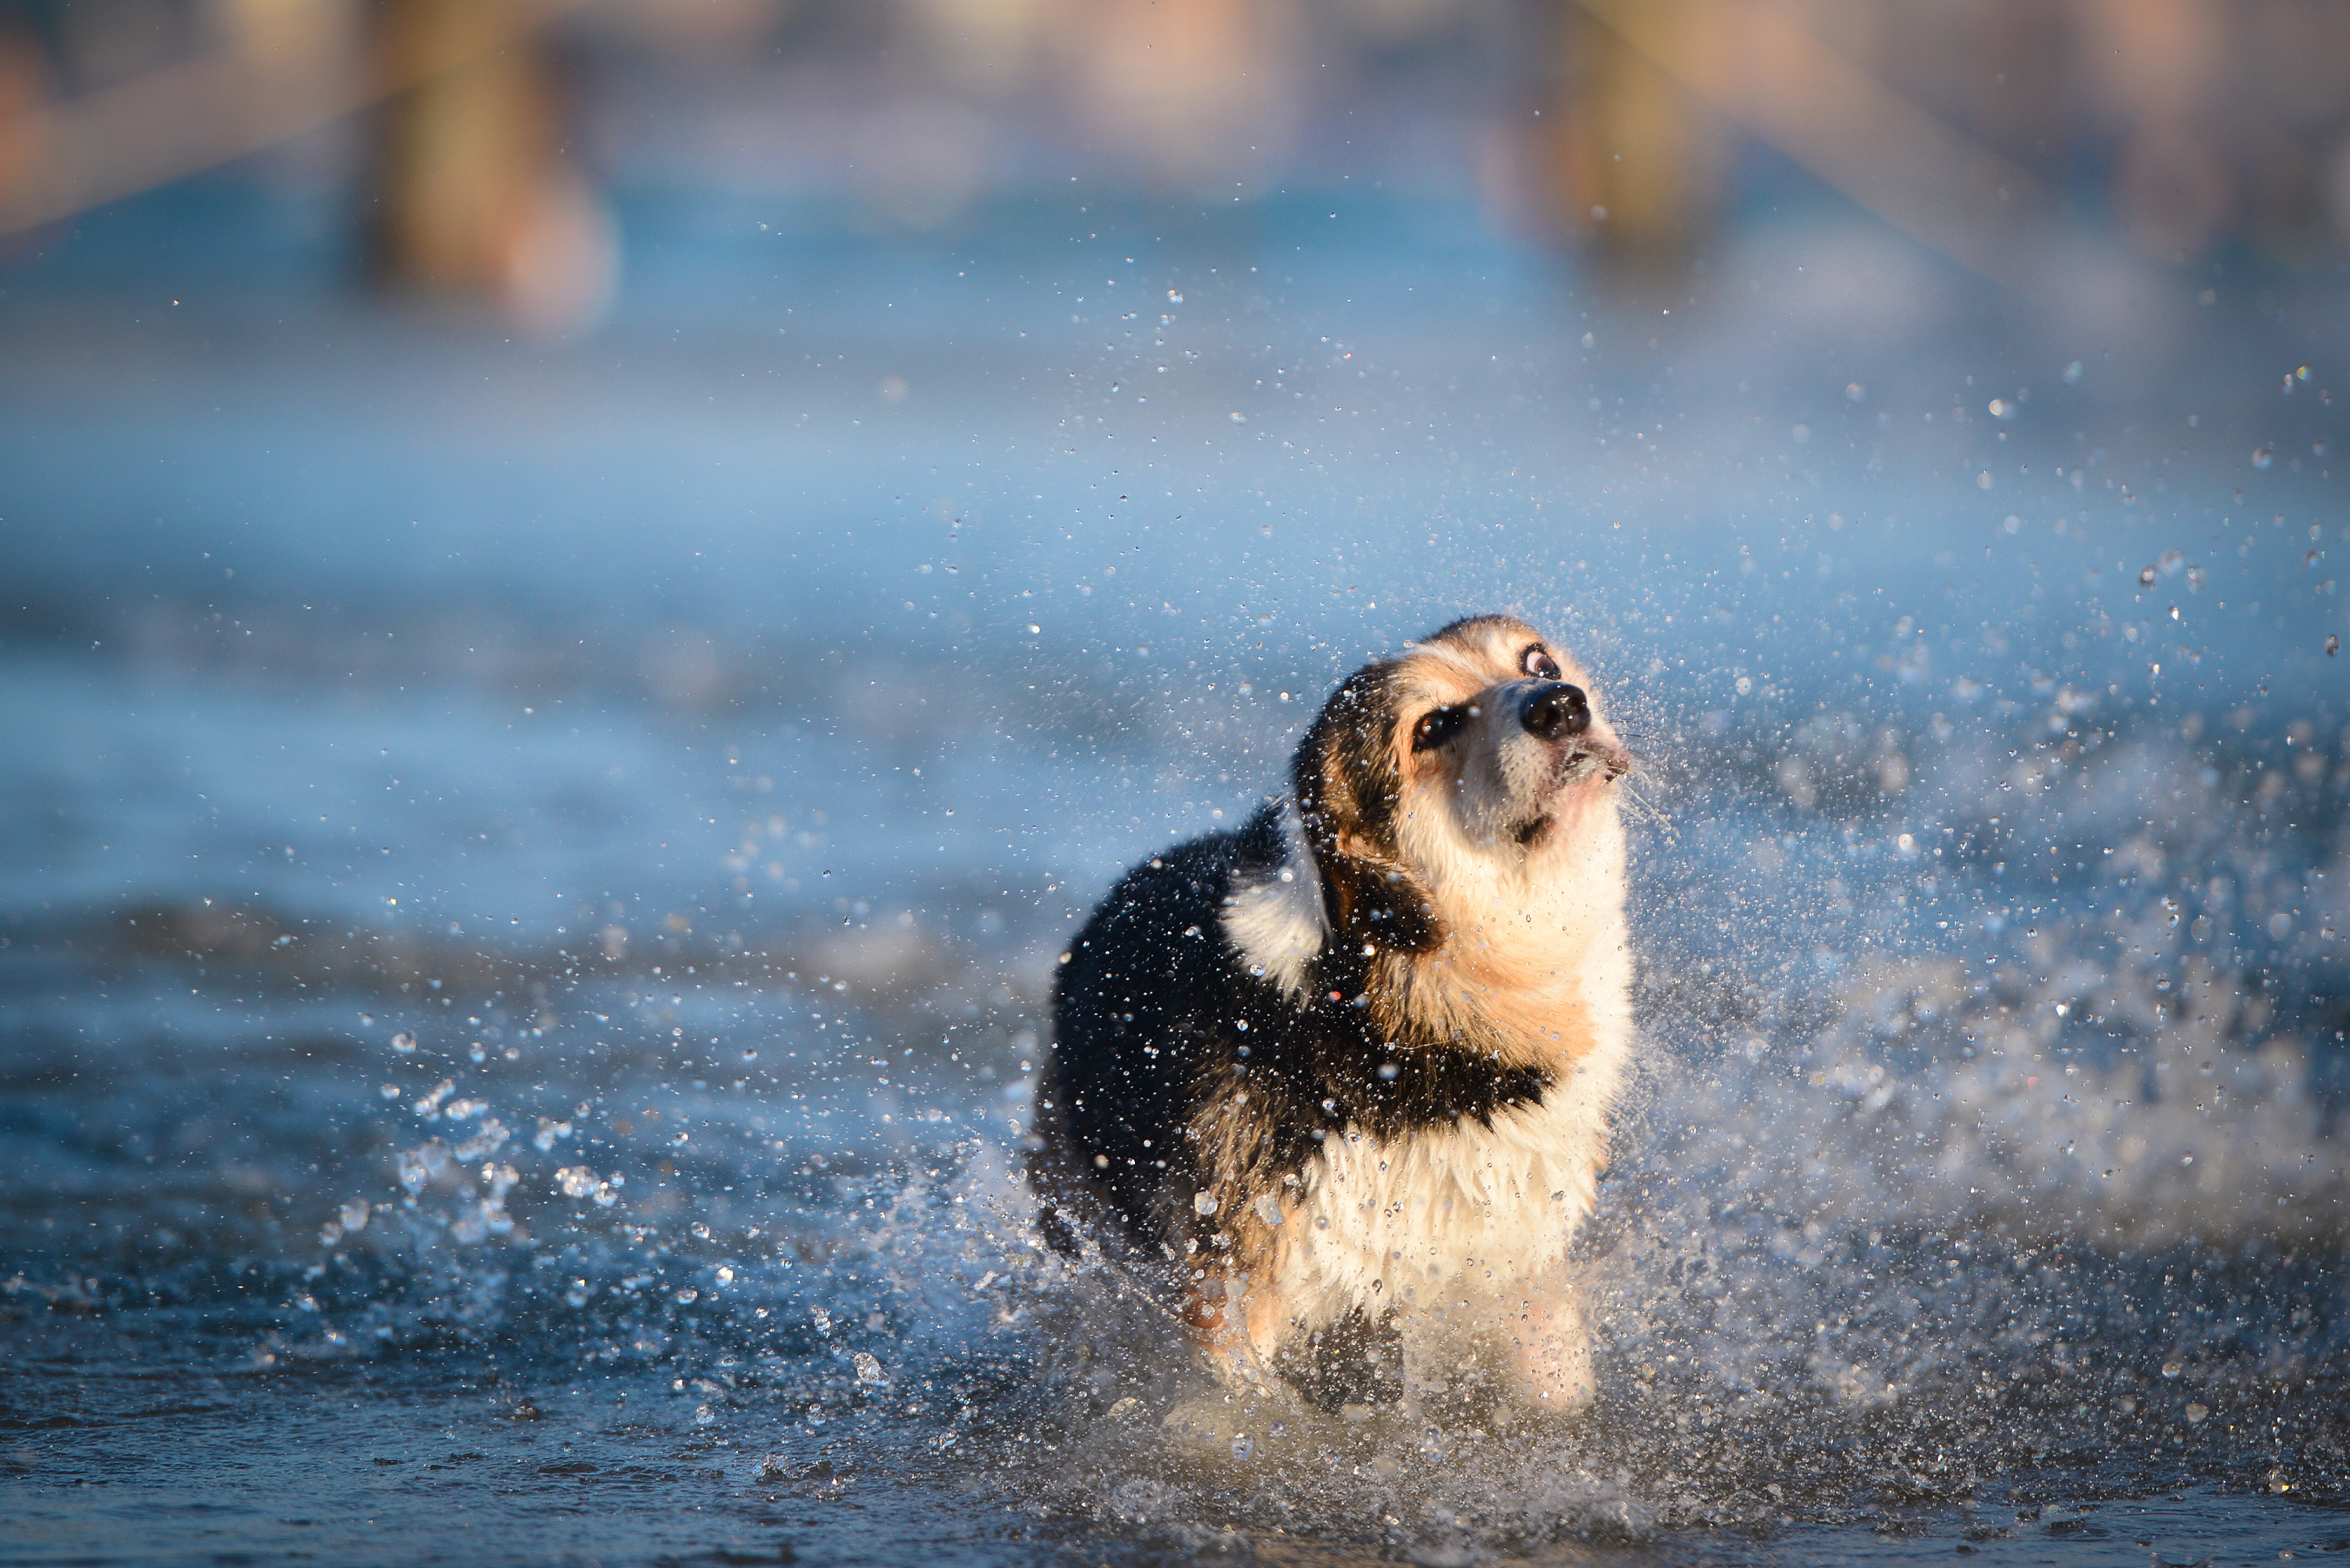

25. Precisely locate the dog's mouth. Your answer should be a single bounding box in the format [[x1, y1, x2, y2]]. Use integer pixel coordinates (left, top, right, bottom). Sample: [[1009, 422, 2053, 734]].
[[1509, 746, 1629, 847], [1553, 741, 1632, 786], [1573, 745, 1631, 779]]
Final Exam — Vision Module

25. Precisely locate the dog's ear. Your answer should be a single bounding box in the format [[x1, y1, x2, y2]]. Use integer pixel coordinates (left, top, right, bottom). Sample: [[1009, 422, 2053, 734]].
[[1313, 832, 1441, 952], [1292, 667, 1442, 954]]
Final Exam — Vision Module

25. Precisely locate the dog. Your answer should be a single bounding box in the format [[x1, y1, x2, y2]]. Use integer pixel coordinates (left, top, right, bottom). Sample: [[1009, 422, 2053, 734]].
[[1034, 615, 1634, 1422]]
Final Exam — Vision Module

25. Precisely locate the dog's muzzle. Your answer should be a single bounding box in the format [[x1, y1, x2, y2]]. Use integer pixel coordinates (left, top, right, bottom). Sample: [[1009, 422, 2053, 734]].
[[1520, 681, 1630, 780]]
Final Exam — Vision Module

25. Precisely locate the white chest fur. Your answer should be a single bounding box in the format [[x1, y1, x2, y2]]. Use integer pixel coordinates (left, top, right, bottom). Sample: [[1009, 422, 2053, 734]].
[[1221, 797, 1632, 1328], [1274, 1034, 1625, 1324]]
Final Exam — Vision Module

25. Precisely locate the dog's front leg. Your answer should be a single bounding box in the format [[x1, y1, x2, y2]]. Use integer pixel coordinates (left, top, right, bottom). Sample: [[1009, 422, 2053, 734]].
[[1500, 1264, 1594, 1414], [1184, 1270, 1291, 1383]]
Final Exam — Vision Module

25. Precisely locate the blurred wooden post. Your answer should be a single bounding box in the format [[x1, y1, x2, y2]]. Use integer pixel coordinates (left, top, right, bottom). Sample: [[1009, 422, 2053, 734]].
[[1543, 0, 1729, 272], [2072, 0, 2232, 262], [367, 0, 611, 330], [0, 21, 52, 233]]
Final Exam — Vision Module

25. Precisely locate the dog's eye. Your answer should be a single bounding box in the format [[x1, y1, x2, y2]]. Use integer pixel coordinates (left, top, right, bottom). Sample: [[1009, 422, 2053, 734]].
[[1523, 645, 1562, 681], [1412, 706, 1467, 752]]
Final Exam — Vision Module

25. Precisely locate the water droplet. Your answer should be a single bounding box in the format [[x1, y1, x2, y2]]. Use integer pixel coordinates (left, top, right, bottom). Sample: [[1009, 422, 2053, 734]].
[[2253, 445, 2275, 469], [2185, 1403, 2209, 1424], [2063, 359, 2084, 385], [854, 1351, 885, 1383], [1166, 289, 1182, 304], [1193, 1190, 1219, 1217], [391, 1033, 416, 1053], [1846, 382, 1866, 402], [2327, 634, 2340, 656], [2139, 567, 2157, 587]]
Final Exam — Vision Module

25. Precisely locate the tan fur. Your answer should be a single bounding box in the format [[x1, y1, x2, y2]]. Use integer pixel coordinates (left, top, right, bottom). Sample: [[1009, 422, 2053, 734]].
[[1365, 620, 1630, 1078]]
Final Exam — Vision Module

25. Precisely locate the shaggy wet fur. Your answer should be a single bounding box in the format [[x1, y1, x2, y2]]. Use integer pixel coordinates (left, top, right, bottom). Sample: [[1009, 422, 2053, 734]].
[[1035, 615, 1634, 1418]]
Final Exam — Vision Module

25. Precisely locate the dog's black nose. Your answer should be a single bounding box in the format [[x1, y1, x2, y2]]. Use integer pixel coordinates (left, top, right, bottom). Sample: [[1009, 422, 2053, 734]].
[[1521, 681, 1591, 741]]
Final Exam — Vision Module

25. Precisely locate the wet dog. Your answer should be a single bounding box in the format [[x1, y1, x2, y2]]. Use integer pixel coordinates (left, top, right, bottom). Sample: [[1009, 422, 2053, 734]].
[[1035, 616, 1634, 1421]]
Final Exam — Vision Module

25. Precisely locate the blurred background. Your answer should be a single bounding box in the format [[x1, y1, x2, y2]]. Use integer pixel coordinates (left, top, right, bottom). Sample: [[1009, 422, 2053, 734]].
[[6, 0, 2350, 312], [4, 0, 2345, 1042], [4, 3, 2350, 1562]]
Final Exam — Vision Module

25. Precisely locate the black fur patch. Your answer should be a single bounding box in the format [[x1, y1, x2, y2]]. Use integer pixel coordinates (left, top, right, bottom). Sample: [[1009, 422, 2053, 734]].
[[1046, 804, 1552, 1260]]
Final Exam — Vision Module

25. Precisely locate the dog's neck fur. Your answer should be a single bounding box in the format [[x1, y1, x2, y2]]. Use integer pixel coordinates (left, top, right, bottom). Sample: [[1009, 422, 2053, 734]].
[[1224, 797, 1629, 1075]]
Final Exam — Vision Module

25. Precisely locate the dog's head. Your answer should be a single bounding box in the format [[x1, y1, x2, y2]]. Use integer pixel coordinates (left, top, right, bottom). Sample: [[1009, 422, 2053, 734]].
[[1290, 615, 1631, 952]]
